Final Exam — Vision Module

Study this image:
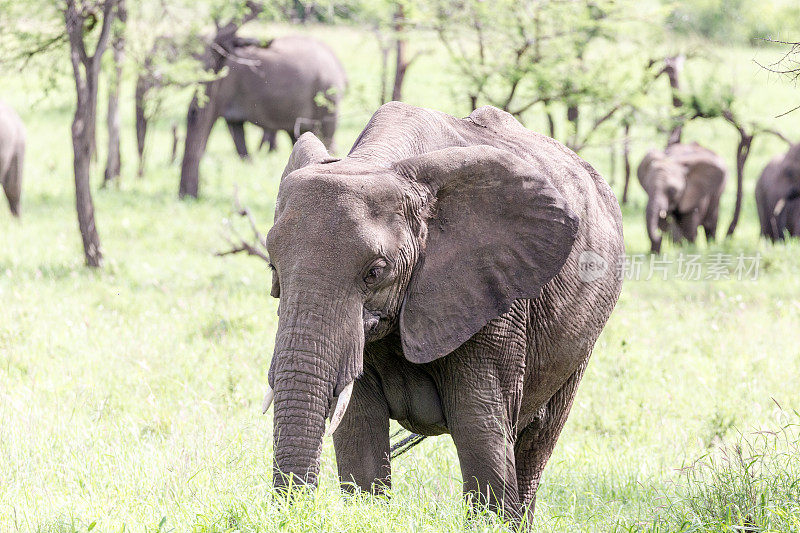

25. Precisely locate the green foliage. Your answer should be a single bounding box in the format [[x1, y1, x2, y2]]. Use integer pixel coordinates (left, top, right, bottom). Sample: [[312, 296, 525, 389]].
[[428, 0, 665, 149], [665, 0, 800, 44]]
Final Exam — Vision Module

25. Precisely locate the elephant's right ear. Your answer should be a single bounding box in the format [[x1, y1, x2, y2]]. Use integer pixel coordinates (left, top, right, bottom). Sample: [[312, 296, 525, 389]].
[[394, 146, 579, 364], [280, 132, 339, 181]]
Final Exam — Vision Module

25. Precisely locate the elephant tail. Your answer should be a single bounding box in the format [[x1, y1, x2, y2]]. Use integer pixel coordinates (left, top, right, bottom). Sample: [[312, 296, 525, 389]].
[[390, 430, 427, 459]]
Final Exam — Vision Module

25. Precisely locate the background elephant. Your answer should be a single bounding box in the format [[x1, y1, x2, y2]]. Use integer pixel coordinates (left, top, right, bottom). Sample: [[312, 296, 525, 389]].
[[637, 142, 727, 253], [0, 101, 25, 217], [178, 35, 347, 198], [261, 102, 624, 524], [755, 144, 800, 241]]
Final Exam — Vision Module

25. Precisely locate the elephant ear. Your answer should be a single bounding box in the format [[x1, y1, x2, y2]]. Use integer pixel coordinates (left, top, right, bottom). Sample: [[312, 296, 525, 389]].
[[280, 132, 339, 181], [394, 145, 579, 364], [677, 158, 726, 214]]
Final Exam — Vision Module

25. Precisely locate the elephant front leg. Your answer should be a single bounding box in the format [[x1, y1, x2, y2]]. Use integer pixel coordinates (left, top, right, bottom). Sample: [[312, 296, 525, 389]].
[[332, 371, 391, 494]]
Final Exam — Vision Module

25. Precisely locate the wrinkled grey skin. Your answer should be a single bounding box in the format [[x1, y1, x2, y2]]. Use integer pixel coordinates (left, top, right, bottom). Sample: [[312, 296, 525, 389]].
[[0, 101, 25, 217], [755, 144, 800, 241], [637, 142, 727, 253], [264, 102, 624, 524], [180, 35, 347, 192]]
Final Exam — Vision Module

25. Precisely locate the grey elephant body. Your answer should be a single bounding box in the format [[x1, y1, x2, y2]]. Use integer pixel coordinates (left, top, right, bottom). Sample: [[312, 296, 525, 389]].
[[638, 142, 727, 253], [0, 101, 25, 217], [179, 35, 346, 197], [264, 102, 623, 523], [755, 144, 800, 241]]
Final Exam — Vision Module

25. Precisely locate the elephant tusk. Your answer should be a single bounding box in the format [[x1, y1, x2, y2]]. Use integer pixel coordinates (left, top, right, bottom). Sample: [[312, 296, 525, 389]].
[[774, 198, 787, 217], [325, 382, 354, 437], [261, 384, 274, 414]]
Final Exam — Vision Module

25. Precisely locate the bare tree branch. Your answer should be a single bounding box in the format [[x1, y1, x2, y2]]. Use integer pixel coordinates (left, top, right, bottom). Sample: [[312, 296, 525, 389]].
[[216, 187, 270, 263]]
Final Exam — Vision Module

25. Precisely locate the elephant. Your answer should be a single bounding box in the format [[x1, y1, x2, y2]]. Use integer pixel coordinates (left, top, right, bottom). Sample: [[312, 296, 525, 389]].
[[637, 142, 727, 253], [755, 144, 800, 241], [179, 35, 347, 198], [260, 101, 624, 524], [0, 101, 25, 217]]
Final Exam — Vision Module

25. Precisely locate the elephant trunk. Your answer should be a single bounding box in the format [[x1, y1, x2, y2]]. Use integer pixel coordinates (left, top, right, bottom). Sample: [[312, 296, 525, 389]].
[[645, 195, 667, 254], [271, 355, 331, 489], [268, 286, 364, 491]]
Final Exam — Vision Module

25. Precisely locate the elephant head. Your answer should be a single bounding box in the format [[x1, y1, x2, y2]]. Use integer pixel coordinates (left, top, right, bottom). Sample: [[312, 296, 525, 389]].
[[637, 149, 686, 253], [262, 133, 577, 490]]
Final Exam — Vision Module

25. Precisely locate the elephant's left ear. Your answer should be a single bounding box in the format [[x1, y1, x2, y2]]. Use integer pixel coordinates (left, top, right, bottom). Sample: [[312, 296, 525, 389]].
[[280, 132, 339, 181], [394, 146, 579, 364]]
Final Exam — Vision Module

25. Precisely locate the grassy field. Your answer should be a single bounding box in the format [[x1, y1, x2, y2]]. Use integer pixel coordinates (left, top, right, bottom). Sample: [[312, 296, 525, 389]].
[[2, 23, 800, 532]]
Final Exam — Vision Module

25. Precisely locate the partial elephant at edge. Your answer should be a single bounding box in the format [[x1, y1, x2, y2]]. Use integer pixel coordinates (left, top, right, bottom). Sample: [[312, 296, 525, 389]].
[[756, 143, 800, 241], [0, 100, 25, 218]]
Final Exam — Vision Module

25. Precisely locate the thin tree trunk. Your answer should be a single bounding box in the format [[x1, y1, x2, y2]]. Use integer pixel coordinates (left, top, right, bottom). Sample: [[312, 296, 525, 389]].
[[74, 105, 103, 267], [609, 141, 617, 186], [103, 1, 126, 186], [134, 70, 150, 177], [542, 100, 555, 139], [664, 56, 684, 146], [391, 3, 407, 102], [726, 133, 753, 237], [377, 34, 390, 105], [170, 123, 179, 164], [622, 122, 631, 204]]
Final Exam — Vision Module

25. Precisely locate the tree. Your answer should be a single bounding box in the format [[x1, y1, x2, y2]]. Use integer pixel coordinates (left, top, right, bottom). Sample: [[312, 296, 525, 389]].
[[679, 71, 791, 237], [429, 0, 662, 152], [103, 0, 126, 187], [65, 0, 122, 267]]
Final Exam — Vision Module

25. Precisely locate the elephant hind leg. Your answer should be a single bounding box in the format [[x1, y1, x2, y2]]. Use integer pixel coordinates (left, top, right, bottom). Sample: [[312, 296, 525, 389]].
[[226, 120, 249, 160], [3, 152, 22, 217], [514, 359, 588, 522]]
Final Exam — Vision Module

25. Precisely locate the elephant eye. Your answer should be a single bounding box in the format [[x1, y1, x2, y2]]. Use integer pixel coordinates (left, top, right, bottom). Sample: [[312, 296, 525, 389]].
[[363, 259, 388, 286]]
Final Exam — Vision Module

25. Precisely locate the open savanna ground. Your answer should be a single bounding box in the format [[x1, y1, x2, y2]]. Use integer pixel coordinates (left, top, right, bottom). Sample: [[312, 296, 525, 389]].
[[2, 23, 800, 533]]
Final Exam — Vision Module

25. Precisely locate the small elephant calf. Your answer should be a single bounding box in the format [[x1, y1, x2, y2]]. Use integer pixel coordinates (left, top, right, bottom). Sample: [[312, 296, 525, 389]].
[[638, 142, 727, 254]]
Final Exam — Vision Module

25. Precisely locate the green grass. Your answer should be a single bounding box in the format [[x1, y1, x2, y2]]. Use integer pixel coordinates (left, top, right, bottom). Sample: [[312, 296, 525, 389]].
[[2, 23, 800, 532]]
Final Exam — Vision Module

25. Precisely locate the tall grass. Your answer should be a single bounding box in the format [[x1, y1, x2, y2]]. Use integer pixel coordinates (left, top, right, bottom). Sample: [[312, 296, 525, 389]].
[[643, 411, 800, 532]]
